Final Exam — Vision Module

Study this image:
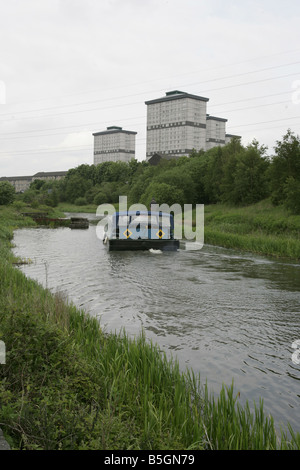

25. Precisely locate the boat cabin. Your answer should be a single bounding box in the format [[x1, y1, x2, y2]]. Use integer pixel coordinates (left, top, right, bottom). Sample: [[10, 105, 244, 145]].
[[103, 210, 179, 251]]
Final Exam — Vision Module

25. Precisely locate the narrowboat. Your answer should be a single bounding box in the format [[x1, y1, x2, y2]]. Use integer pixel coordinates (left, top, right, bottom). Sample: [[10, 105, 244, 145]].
[[103, 211, 179, 251]]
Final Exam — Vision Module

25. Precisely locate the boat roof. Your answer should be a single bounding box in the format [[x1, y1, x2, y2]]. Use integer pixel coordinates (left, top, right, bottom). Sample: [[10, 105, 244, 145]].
[[113, 210, 173, 218]]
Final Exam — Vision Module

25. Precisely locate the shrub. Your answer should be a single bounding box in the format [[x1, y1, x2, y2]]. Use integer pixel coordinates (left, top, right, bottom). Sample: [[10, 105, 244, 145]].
[[93, 191, 108, 205], [74, 197, 87, 206], [284, 177, 300, 214], [0, 181, 15, 205]]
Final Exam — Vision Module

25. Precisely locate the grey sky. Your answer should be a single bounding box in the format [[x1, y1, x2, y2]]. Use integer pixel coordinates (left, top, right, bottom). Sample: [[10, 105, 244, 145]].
[[1, 0, 300, 176]]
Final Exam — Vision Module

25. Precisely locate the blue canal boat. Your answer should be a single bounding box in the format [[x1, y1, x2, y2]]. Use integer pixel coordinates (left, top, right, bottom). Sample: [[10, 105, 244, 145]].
[[103, 211, 179, 251]]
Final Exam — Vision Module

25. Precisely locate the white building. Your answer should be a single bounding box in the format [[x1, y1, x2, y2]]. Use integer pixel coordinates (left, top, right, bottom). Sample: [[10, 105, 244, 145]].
[[145, 90, 209, 160], [225, 133, 240, 145], [0, 171, 67, 193], [93, 126, 137, 165], [145, 90, 240, 159], [0, 175, 32, 193], [205, 115, 227, 150]]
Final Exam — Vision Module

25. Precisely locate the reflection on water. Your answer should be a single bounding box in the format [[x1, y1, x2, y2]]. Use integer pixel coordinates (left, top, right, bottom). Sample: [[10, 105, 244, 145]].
[[13, 224, 300, 432]]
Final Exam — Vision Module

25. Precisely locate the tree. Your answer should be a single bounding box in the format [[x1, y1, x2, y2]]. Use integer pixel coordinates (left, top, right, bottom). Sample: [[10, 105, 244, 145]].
[[228, 146, 270, 205], [94, 161, 130, 184], [269, 129, 300, 205], [22, 188, 38, 204], [0, 181, 15, 205], [220, 152, 239, 204], [93, 190, 109, 206], [184, 154, 210, 204], [141, 182, 185, 208], [30, 179, 46, 190], [155, 166, 196, 204], [128, 166, 157, 205], [44, 188, 59, 207], [65, 175, 92, 203], [85, 185, 102, 204], [204, 146, 226, 203], [66, 164, 95, 183], [284, 177, 300, 214]]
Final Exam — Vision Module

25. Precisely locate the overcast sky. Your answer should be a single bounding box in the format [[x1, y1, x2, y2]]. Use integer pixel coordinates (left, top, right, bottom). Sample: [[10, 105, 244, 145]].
[[1, 0, 300, 176]]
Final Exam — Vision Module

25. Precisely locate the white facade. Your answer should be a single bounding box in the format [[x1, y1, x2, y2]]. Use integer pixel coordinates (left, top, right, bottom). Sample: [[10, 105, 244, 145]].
[[0, 176, 32, 192], [225, 133, 240, 144], [205, 115, 227, 150], [0, 171, 67, 193], [145, 91, 240, 159], [93, 126, 137, 165], [145, 91, 208, 159]]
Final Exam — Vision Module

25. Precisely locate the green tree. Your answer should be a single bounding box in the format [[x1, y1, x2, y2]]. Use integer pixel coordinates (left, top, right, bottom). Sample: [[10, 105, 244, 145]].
[[65, 175, 92, 203], [66, 164, 95, 183], [283, 177, 300, 214], [155, 166, 196, 204], [22, 188, 38, 204], [203, 146, 225, 203], [30, 179, 46, 190], [127, 159, 148, 184], [269, 129, 300, 205], [44, 188, 59, 207], [94, 161, 130, 184], [141, 182, 185, 208], [219, 138, 245, 204], [0, 181, 15, 205], [220, 153, 239, 204], [128, 166, 157, 205], [93, 190, 109, 206], [229, 146, 270, 205], [85, 185, 102, 204]]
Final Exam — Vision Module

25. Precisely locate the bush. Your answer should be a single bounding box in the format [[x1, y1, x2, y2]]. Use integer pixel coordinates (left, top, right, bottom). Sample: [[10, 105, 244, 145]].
[[22, 189, 38, 204], [93, 191, 108, 205], [284, 177, 300, 214], [141, 182, 185, 208], [12, 200, 27, 211], [0, 182, 15, 205], [270, 130, 300, 206], [74, 197, 87, 206]]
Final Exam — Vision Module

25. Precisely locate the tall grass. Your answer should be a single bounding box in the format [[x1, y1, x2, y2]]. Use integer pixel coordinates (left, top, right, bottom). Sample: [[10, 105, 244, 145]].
[[57, 202, 98, 213], [0, 205, 300, 449], [203, 200, 300, 259]]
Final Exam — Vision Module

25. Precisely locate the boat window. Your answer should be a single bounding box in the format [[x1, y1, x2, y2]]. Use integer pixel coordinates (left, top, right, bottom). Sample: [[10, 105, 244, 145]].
[[118, 216, 130, 226], [130, 215, 150, 225], [160, 216, 171, 227]]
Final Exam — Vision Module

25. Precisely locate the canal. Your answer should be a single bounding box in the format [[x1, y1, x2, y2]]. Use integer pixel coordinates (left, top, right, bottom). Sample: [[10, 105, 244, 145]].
[[12, 221, 300, 433]]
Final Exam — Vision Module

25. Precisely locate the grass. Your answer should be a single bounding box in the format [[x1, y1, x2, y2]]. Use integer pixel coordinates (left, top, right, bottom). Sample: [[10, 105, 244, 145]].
[[202, 199, 300, 260], [0, 203, 300, 449], [57, 202, 98, 213]]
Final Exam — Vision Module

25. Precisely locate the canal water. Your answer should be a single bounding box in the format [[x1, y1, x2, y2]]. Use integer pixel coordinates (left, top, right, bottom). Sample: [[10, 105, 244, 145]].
[[12, 221, 300, 433]]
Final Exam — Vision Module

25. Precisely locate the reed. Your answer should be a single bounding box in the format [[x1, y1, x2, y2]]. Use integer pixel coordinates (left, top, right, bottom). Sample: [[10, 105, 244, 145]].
[[202, 199, 300, 259]]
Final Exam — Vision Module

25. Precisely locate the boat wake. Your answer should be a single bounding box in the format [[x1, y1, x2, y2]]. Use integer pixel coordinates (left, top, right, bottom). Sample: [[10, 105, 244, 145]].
[[149, 248, 163, 254]]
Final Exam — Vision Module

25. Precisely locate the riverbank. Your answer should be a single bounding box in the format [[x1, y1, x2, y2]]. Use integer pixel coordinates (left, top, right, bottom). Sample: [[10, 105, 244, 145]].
[[57, 199, 300, 260], [0, 204, 300, 450], [203, 199, 300, 260]]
